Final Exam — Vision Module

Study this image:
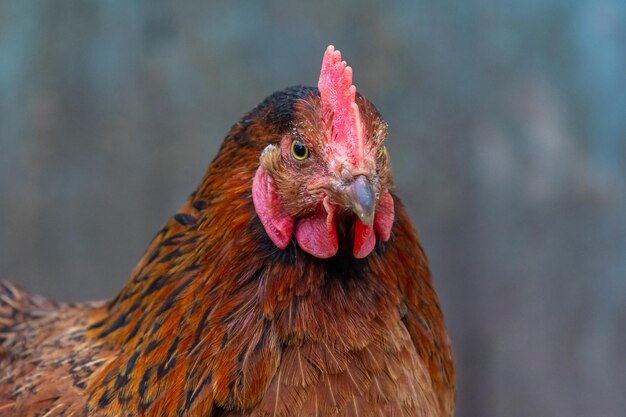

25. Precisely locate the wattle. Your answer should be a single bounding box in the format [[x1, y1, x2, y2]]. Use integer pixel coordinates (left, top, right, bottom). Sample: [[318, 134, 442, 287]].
[[295, 207, 338, 258], [295, 191, 395, 259], [353, 220, 376, 259], [253, 166, 395, 259]]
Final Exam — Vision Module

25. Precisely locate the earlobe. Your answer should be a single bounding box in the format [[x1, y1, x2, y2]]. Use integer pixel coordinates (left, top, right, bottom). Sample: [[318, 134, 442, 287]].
[[252, 166, 294, 249]]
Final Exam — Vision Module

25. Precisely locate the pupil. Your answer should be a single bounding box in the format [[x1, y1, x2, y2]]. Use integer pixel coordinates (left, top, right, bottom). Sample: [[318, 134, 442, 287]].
[[294, 142, 306, 157]]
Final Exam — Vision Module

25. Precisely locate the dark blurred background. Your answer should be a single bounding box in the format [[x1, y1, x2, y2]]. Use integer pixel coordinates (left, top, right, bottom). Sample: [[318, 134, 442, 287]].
[[1, 1, 625, 416]]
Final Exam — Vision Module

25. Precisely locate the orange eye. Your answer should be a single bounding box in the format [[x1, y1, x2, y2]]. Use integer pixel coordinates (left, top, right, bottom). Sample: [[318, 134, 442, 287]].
[[291, 140, 309, 161]]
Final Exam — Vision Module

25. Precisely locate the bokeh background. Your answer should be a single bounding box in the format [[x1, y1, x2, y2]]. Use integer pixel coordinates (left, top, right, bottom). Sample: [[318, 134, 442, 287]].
[[1, 1, 625, 416]]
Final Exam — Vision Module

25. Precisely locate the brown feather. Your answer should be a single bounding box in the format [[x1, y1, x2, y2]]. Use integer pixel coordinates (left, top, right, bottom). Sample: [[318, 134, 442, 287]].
[[0, 85, 454, 417]]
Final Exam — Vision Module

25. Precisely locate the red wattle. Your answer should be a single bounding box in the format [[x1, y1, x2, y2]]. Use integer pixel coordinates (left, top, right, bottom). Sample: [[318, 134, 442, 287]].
[[353, 219, 376, 258], [374, 191, 395, 241], [295, 207, 338, 258]]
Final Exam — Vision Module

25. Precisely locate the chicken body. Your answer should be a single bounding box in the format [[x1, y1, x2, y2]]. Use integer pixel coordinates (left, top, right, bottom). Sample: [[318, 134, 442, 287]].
[[0, 51, 454, 417]]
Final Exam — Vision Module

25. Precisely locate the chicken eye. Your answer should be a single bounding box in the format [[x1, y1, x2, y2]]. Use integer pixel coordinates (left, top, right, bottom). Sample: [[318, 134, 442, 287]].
[[291, 140, 309, 161]]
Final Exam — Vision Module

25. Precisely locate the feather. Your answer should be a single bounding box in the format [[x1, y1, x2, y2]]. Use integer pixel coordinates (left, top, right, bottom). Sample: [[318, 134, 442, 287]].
[[0, 46, 454, 417]]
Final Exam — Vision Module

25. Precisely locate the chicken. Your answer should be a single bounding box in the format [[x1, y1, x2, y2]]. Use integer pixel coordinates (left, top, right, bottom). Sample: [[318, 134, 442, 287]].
[[0, 45, 455, 417]]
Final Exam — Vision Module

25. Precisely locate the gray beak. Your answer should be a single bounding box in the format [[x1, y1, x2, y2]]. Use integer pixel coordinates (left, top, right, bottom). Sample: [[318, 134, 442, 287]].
[[348, 175, 376, 225]]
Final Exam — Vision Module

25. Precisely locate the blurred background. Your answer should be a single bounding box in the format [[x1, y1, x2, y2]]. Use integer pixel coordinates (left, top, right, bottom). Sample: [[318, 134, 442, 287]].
[[1, 1, 625, 416]]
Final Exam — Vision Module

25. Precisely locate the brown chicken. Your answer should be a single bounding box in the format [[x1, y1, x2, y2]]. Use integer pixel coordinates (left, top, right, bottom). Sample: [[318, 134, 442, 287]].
[[0, 46, 454, 417]]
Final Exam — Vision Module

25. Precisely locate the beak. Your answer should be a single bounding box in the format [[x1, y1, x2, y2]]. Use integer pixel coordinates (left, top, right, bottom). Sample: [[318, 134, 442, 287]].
[[346, 175, 376, 225]]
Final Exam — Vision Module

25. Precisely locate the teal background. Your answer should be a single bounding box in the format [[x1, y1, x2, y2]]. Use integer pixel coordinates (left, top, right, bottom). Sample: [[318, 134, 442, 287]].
[[1, 1, 625, 416]]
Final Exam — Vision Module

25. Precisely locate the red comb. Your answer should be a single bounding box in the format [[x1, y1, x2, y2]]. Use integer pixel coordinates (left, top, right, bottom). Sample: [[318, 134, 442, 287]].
[[318, 45, 364, 165]]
